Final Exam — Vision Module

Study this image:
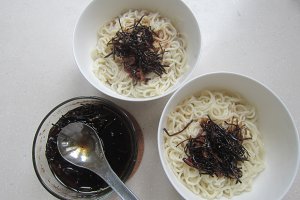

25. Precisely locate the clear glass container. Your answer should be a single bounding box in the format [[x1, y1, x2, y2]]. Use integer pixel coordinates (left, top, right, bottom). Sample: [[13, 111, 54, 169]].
[[32, 97, 142, 199]]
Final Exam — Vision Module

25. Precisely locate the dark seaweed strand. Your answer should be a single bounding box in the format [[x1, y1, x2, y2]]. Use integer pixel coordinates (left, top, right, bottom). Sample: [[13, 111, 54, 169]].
[[176, 136, 192, 147], [105, 15, 168, 83], [163, 120, 194, 137], [164, 116, 250, 183]]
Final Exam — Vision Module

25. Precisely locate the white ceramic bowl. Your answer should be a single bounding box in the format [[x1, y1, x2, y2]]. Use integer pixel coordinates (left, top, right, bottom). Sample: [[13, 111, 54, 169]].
[[73, 0, 201, 101], [158, 72, 300, 200]]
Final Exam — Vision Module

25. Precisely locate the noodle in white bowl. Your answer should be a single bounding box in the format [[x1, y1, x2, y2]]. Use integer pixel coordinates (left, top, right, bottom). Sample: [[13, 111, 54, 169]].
[[163, 90, 265, 199], [91, 9, 188, 98]]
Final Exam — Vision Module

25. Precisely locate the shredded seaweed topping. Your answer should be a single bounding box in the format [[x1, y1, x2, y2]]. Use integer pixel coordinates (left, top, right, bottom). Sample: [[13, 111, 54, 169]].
[[105, 16, 167, 83], [164, 116, 251, 183]]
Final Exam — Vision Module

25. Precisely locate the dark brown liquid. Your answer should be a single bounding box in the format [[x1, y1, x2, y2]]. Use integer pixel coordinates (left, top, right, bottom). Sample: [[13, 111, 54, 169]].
[[45, 103, 136, 194]]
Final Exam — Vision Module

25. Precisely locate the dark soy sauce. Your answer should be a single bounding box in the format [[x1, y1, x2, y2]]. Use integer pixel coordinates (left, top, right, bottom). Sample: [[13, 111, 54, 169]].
[[45, 103, 136, 194]]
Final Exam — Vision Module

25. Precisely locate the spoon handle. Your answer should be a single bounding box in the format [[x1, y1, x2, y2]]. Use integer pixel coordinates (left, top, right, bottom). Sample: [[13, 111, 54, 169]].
[[93, 164, 139, 200]]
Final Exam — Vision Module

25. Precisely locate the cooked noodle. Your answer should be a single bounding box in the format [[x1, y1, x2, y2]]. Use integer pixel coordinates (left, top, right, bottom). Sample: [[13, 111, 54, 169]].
[[91, 10, 187, 98], [163, 90, 265, 199]]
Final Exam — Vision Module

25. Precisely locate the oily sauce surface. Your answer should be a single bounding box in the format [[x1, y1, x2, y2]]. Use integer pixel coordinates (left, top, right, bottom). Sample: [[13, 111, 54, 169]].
[[45, 103, 135, 193]]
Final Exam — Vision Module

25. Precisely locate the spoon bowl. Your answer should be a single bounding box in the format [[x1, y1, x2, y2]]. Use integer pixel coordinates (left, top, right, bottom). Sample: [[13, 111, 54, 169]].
[[58, 122, 104, 167]]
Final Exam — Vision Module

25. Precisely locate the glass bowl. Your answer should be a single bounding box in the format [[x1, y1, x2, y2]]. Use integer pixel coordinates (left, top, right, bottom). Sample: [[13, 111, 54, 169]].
[[32, 96, 143, 199]]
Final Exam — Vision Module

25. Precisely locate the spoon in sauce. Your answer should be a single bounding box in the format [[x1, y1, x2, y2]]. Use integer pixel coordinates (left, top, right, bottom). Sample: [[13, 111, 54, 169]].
[[57, 122, 139, 200]]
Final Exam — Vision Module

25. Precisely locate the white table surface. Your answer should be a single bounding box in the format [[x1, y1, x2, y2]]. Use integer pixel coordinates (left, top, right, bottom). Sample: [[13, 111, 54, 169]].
[[0, 0, 299, 199]]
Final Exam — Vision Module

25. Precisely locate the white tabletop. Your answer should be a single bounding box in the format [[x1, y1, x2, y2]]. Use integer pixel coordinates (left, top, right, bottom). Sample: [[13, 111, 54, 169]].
[[0, 0, 299, 199]]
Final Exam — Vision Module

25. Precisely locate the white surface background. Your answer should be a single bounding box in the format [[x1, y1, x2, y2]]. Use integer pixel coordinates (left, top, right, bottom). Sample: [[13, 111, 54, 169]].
[[0, 0, 299, 199]]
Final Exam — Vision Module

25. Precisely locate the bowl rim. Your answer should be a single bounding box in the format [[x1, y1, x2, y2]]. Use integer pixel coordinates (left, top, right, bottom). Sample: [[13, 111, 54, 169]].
[[32, 96, 139, 200], [157, 71, 300, 200], [72, 0, 202, 102]]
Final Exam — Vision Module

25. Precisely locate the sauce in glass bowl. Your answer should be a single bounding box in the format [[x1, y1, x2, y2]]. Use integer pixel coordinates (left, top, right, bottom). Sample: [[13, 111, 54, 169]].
[[45, 102, 138, 194]]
